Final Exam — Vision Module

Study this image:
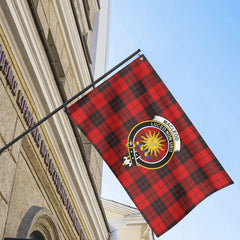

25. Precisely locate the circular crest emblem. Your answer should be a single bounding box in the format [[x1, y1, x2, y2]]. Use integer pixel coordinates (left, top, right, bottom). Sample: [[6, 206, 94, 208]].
[[123, 116, 181, 169]]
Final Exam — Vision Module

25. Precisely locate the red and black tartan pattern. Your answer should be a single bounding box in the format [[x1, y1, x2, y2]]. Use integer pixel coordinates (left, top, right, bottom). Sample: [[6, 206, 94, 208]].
[[67, 56, 233, 237]]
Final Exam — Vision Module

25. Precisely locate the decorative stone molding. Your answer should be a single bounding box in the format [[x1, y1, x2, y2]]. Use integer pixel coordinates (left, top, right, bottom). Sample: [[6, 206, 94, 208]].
[[17, 206, 60, 240]]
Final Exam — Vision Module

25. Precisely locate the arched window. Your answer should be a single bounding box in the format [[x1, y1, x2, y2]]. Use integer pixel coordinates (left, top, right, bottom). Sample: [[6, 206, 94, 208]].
[[30, 231, 45, 240], [17, 206, 59, 240]]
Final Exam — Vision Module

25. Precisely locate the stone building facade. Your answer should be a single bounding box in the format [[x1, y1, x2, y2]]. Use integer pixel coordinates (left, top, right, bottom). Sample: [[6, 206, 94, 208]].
[[0, 0, 110, 239]]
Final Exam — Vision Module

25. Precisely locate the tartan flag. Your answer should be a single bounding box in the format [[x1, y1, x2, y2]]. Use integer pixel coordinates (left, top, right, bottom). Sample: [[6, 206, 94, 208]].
[[67, 55, 233, 237]]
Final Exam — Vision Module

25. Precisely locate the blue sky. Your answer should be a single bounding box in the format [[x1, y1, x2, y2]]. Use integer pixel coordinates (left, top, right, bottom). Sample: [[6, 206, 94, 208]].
[[101, 1, 240, 239]]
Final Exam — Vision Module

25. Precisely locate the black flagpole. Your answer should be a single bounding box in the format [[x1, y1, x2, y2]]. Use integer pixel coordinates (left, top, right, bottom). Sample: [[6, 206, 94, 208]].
[[0, 49, 141, 155]]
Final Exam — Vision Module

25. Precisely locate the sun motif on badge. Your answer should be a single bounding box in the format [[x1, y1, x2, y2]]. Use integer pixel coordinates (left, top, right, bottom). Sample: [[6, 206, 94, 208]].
[[139, 130, 166, 157]]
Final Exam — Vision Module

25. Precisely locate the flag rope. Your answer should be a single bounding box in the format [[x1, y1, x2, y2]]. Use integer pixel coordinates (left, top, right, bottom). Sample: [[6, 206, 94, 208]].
[[0, 49, 141, 155]]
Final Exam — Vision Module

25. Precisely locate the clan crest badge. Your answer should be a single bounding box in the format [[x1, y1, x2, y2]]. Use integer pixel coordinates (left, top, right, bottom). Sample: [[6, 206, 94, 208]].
[[123, 116, 181, 169]]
